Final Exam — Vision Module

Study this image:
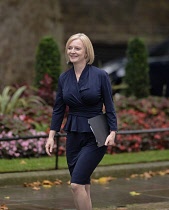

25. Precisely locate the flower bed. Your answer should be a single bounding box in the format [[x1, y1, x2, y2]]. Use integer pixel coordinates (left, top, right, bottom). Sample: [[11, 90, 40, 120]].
[[0, 94, 169, 158], [109, 95, 169, 154], [0, 98, 67, 158]]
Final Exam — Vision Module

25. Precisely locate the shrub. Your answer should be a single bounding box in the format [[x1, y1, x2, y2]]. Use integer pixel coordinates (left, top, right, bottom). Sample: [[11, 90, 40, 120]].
[[34, 36, 61, 91], [109, 95, 169, 154], [0, 83, 66, 158], [37, 73, 55, 106], [124, 37, 150, 98]]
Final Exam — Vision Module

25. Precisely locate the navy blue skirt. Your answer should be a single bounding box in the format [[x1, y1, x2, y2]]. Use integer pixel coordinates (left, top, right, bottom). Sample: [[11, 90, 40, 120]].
[[66, 132, 107, 185]]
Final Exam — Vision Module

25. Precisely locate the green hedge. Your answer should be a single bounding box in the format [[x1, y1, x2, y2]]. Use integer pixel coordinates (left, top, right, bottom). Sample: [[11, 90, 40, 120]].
[[124, 37, 150, 98], [34, 36, 61, 91]]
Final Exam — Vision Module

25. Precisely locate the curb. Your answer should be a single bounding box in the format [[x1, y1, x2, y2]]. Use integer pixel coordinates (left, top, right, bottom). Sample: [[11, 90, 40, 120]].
[[0, 161, 169, 186]]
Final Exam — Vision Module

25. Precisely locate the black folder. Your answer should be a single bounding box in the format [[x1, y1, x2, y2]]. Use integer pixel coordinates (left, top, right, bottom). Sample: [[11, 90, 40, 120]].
[[88, 113, 110, 147]]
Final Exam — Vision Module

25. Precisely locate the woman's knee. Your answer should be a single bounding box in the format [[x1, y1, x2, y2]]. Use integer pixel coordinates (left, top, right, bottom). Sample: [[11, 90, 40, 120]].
[[70, 183, 84, 193]]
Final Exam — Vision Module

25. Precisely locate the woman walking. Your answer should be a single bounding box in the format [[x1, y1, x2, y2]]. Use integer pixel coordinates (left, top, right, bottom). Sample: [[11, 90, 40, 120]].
[[45, 33, 117, 210]]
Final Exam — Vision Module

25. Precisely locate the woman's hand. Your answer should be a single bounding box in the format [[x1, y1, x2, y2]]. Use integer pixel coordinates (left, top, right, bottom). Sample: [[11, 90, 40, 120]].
[[45, 130, 56, 156], [104, 131, 116, 146], [45, 137, 54, 156]]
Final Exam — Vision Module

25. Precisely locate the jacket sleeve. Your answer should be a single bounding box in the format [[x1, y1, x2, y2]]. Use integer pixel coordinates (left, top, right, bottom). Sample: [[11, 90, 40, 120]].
[[50, 76, 66, 132], [101, 71, 117, 131]]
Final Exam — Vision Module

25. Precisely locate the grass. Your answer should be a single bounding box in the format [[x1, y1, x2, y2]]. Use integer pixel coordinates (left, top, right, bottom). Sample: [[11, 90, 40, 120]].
[[0, 149, 169, 173]]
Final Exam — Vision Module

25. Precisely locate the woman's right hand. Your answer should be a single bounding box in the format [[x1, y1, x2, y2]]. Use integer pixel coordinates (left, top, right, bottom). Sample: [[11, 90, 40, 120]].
[[45, 137, 54, 156]]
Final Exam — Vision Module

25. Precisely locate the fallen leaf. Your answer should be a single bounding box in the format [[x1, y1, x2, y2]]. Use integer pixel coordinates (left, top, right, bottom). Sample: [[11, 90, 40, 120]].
[[130, 174, 138, 178], [142, 172, 152, 179], [53, 179, 62, 185], [92, 176, 116, 184], [97, 177, 108, 184], [158, 171, 166, 176], [42, 184, 52, 188], [67, 180, 71, 185], [91, 179, 99, 184], [32, 186, 40, 190], [20, 160, 27, 164], [42, 180, 53, 186], [0, 204, 9, 210], [24, 181, 41, 188], [130, 191, 141, 196], [116, 207, 128, 210]]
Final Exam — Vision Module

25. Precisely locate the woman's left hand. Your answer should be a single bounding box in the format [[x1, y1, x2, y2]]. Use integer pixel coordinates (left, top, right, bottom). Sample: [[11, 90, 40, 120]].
[[104, 131, 116, 146]]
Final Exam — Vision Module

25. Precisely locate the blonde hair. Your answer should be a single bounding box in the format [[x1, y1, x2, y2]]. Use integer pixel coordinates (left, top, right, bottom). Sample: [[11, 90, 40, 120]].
[[65, 33, 95, 64]]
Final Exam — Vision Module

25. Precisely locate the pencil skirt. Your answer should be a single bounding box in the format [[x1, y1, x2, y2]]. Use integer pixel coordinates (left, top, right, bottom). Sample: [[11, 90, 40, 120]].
[[66, 132, 107, 185]]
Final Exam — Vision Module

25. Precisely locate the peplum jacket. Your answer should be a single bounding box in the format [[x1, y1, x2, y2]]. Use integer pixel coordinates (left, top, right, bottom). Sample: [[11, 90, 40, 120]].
[[50, 64, 117, 133]]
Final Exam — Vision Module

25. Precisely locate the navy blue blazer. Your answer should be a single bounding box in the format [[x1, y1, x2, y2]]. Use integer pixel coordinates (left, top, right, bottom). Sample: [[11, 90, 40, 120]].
[[50, 64, 117, 132]]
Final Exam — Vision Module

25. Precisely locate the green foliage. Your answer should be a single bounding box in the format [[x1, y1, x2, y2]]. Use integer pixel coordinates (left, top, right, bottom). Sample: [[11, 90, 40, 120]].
[[124, 37, 150, 98], [0, 86, 26, 115], [0, 86, 45, 115], [34, 36, 61, 91], [31, 121, 49, 132], [0, 115, 31, 136]]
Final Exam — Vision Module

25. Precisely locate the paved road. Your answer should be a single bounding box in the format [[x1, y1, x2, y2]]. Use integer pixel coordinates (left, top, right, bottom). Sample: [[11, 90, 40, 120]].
[[0, 175, 169, 209], [0, 162, 169, 210]]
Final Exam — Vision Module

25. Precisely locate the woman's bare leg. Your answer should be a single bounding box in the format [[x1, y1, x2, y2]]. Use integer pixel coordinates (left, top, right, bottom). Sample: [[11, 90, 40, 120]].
[[71, 183, 92, 210], [85, 184, 92, 209]]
